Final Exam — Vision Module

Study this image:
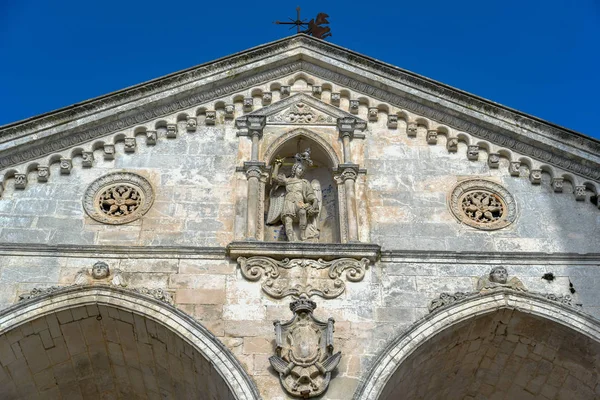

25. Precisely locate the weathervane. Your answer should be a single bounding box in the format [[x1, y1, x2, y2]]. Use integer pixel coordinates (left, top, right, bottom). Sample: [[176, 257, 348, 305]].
[[274, 7, 332, 40]]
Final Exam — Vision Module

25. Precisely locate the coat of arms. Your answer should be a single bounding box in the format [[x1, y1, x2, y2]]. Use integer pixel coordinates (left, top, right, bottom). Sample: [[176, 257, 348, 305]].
[[269, 296, 341, 398]]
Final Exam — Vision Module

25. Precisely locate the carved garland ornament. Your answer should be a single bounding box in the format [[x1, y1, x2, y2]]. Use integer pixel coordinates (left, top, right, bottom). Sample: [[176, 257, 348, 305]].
[[449, 179, 516, 230], [83, 172, 154, 224], [238, 256, 369, 299]]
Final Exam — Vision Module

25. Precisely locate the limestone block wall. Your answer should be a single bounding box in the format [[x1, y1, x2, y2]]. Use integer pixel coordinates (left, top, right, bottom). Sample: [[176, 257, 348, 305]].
[[0, 251, 598, 399]]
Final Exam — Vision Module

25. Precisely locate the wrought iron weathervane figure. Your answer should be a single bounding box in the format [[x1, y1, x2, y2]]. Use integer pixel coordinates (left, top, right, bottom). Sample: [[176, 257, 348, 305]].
[[274, 7, 332, 40]]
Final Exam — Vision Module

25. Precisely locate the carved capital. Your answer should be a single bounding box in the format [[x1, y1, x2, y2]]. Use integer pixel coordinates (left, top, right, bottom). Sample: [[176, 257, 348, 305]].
[[337, 117, 366, 139], [426, 129, 438, 144], [406, 121, 417, 137], [236, 115, 266, 138], [243, 162, 266, 180], [552, 177, 564, 192], [337, 164, 360, 182], [37, 166, 49, 183], [509, 161, 521, 176], [467, 145, 479, 161], [82, 151, 94, 167], [124, 138, 136, 153], [237, 256, 369, 299], [447, 137, 459, 152], [166, 124, 177, 138], [14, 173, 27, 189], [205, 111, 216, 126], [330, 92, 341, 105], [574, 185, 586, 201], [487, 153, 500, 168], [529, 169, 542, 184], [59, 158, 72, 175]]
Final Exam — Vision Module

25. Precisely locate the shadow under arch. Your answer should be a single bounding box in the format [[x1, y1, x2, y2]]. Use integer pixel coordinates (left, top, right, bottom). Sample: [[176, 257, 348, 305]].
[[0, 285, 260, 400], [262, 127, 341, 168], [355, 290, 600, 400]]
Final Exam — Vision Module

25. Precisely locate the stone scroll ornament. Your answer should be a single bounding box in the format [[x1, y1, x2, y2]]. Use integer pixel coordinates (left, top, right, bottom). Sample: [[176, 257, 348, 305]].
[[270, 296, 341, 398], [237, 256, 369, 299]]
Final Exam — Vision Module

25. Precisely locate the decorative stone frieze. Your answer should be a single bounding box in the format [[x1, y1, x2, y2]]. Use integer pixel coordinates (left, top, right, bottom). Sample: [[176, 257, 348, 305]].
[[529, 169, 542, 184], [186, 116, 197, 130], [467, 145, 479, 161], [543, 293, 580, 307], [269, 102, 333, 124], [237, 256, 369, 299], [446, 137, 458, 152], [509, 161, 521, 176], [243, 97, 254, 111], [262, 92, 272, 105], [368, 107, 378, 122], [146, 130, 157, 145], [166, 123, 177, 138], [349, 99, 359, 114], [83, 172, 154, 225], [312, 85, 322, 97], [552, 177, 564, 192], [387, 114, 398, 129], [205, 111, 216, 125], [124, 138, 136, 153], [426, 129, 438, 144], [37, 166, 49, 182], [59, 158, 72, 174], [574, 185, 586, 201], [280, 86, 291, 97], [330, 92, 340, 105], [224, 104, 235, 118], [18, 286, 64, 301], [487, 153, 500, 168], [128, 287, 174, 305], [449, 179, 517, 230], [406, 122, 417, 137], [14, 173, 27, 189], [428, 292, 471, 312], [82, 151, 94, 167], [270, 296, 341, 399]]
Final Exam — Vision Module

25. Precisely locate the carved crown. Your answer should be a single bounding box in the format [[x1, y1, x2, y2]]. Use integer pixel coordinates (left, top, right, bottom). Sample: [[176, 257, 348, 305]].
[[290, 296, 317, 314]]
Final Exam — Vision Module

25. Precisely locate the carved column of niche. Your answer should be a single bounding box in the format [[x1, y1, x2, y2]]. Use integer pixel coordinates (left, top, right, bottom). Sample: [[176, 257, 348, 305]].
[[336, 117, 365, 243], [237, 116, 267, 240]]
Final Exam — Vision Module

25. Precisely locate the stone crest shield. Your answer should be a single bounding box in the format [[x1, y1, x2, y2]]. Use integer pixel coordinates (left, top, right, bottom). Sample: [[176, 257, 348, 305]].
[[269, 296, 341, 398]]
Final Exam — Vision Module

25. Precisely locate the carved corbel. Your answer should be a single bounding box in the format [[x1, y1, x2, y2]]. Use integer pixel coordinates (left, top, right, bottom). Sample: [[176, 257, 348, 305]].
[[552, 178, 564, 192], [14, 174, 27, 189], [529, 169, 542, 184], [37, 166, 49, 183], [59, 158, 72, 175], [166, 124, 177, 138], [262, 92, 272, 105], [243, 97, 254, 111], [349, 100, 359, 114], [406, 122, 417, 137], [186, 116, 198, 131], [426, 130, 438, 144], [446, 137, 458, 152], [488, 153, 500, 168], [280, 86, 291, 97], [312, 85, 322, 98], [368, 107, 378, 122], [509, 161, 521, 176], [205, 111, 216, 125], [574, 185, 586, 201], [330, 92, 341, 105], [82, 152, 94, 167], [146, 131, 157, 145], [467, 145, 479, 161], [387, 114, 398, 129], [104, 144, 115, 160], [270, 296, 340, 398], [124, 138, 136, 153], [224, 104, 235, 118]]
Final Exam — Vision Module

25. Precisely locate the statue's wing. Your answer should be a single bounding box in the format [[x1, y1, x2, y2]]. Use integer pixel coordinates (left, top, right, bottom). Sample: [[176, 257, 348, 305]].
[[266, 186, 285, 225], [111, 269, 126, 287], [311, 179, 322, 212], [321, 351, 341, 372], [73, 268, 88, 285]]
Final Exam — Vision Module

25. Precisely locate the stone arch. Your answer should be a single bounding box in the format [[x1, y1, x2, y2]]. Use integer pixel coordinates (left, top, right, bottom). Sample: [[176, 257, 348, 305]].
[[262, 127, 341, 168], [355, 290, 600, 400], [0, 285, 260, 400]]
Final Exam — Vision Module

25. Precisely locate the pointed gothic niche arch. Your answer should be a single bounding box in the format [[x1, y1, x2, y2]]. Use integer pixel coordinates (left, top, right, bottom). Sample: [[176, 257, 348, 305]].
[[0, 286, 260, 400], [355, 290, 600, 400], [262, 128, 342, 243]]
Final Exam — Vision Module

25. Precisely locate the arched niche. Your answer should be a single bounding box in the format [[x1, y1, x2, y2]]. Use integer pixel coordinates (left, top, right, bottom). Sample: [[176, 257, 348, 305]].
[[262, 128, 342, 243], [355, 290, 600, 400], [0, 286, 260, 400]]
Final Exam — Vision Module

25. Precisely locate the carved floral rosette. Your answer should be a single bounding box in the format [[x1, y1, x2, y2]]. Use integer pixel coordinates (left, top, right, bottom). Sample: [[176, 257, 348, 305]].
[[449, 179, 517, 230], [83, 172, 154, 225], [237, 256, 369, 299], [269, 297, 341, 398]]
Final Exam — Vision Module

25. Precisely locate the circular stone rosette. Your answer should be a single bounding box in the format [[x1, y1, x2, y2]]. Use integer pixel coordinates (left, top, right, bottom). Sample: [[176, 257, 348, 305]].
[[83, 172, 154, 225], [449, 179, 517, 230]]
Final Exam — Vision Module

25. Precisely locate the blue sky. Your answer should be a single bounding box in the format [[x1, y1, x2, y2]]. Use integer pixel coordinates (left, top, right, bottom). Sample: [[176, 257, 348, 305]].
[[1, 0, 599, 140]]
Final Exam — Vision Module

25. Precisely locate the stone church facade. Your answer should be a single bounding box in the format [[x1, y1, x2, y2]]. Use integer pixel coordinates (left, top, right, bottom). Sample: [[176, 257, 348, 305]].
[[0, 35, 599, 399]]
